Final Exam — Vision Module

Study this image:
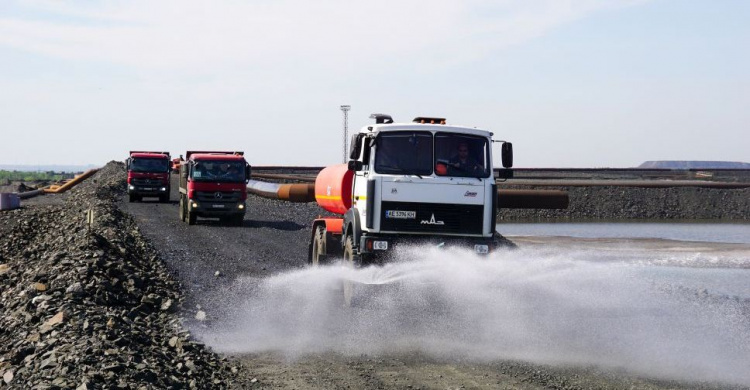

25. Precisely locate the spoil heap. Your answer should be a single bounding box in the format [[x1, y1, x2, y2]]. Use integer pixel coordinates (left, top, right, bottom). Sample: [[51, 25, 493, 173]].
[[0, 162, 242, 389]]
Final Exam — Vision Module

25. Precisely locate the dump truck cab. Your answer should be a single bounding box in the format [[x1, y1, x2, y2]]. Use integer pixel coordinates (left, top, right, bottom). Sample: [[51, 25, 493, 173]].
[[178, 151, 251, 226], [126, 151, 171, 203], [310, 115, 513, 266]]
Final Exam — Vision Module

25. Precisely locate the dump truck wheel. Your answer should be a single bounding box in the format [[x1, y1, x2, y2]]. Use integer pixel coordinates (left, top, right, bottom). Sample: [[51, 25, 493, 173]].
[[311, 225, 327, 266], [232, 215, 244, 226], [159, 194, 169, 203], [128, 194, 136, 203], [187, 208, 196, 225], [179, 197, 186, 222]]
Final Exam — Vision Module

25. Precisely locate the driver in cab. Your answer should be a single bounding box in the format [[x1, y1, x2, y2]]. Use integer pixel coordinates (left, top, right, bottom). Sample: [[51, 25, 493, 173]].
[[449, 142, 480, 173]]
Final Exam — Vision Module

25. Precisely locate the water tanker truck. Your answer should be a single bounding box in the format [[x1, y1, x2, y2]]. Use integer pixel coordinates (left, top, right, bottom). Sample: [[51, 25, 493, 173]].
[[178, 151, 251, 226], [309, 115, 517, 267], [126, 151, 171, 203]]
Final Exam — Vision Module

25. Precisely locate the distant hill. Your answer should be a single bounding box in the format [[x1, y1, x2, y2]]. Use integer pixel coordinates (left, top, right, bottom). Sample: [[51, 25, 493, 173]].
[[639, 161, 750, 169], [0, 164, 98, 173]]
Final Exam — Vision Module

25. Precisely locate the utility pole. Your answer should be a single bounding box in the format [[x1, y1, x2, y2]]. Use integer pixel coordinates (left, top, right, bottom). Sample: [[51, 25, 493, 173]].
[[340, 105, 351, 163]]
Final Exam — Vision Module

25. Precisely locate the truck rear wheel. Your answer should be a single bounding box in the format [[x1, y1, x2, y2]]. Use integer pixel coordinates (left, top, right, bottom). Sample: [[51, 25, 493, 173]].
[[310, 225, 328, 266]]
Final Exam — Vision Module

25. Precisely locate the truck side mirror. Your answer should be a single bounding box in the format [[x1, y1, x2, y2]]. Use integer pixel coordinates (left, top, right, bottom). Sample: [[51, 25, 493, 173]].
[[349, 134, 363, 160], [501, 142, 513, 168], [245, 165, 252, 182], [126, 158, 131, 170], [348, 160, 363, 171]]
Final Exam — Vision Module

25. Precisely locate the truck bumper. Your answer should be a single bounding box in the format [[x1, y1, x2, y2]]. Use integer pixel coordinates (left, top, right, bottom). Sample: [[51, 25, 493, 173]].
[[359, 233, 513, 256], [188, 200, 246, 217], [128, 185, 169, 196]]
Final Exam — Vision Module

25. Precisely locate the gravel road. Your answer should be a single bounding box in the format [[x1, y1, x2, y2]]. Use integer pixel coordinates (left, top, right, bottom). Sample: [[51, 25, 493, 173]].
[[120, 174, 748, 390]]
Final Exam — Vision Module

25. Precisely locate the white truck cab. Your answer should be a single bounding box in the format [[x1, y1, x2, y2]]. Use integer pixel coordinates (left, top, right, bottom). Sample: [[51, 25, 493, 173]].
[[342, 115, 513, 261]]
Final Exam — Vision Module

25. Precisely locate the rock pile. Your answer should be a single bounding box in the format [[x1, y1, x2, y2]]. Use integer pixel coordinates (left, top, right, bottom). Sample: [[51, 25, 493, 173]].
[[0, 162, 243, 389]]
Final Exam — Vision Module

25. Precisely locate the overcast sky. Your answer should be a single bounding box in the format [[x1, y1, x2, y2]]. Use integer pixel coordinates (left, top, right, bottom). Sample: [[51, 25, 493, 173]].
[[1, 0, 748, 167]]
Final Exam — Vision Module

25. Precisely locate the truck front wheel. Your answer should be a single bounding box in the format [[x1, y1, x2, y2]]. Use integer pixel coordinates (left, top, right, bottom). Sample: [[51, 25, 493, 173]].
[[179, 197, 186, 222], [342, 235, 359, 307], [186, 203, 196, 225]]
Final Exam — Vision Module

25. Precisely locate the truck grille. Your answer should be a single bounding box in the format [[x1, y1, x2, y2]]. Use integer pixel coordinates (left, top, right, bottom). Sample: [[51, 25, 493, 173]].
[[379, 201, 484, 235], [131, 178, 163, 186], [195, 191, 242, 202]]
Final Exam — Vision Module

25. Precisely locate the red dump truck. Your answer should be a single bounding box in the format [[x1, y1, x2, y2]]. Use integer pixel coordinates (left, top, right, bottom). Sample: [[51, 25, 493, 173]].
[[126, 151, 171, 203], [178, 151, 251, 226]]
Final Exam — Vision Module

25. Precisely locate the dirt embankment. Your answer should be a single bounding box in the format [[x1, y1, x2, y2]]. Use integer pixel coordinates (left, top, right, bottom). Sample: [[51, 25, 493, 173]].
[[498, 185, 750, 221], [0, 162, 243, 389]]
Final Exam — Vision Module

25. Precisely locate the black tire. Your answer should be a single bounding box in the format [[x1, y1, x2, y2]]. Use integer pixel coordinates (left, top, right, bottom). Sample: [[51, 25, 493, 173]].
[[128, 194, 135, 203], [233, 214, 244, 226], [342, 235, 358, 307], [179, 197, 186, 222], [187, 208, 196, 225], [159, 194, 169, 203], [310, 225, 328, 266]]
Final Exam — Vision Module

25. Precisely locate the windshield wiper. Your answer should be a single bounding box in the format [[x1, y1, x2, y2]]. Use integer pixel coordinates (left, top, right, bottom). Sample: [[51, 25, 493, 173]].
[[382, 166, 423, 179]]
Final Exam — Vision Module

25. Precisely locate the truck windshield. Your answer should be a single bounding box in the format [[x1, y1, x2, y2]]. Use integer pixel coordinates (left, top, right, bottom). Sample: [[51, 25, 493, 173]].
[[435, 133, 490, 178], [191, 160, 245, 182], [374, 132, 433, 176], [130, 158, 169, 173]]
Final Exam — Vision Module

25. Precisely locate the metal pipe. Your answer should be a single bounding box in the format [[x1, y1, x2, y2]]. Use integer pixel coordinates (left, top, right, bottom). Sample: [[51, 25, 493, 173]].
[[247, 180, 316, 202], [43, 169, 100, 193], [499, 179, 750, 189], [17, 189, 46, 199], [498, 189, 569, 209], [251, 173, 316, 182], [247, 180, 282, 199], [278, 183, 316, 202]]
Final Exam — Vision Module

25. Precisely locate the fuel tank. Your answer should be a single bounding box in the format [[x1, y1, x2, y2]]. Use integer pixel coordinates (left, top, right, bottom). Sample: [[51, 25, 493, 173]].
[[314, 164, 353, 215]]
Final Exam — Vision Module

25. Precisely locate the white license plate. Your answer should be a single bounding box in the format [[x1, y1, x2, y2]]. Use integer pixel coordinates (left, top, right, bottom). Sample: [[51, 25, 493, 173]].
[[373, 241, 388, 250], [212, 204, 225, 208], [386, 210, 416, 219]]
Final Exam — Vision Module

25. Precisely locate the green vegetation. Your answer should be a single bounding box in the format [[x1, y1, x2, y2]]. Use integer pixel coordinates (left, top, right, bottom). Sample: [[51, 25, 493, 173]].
[[0, 170, 68, 182]]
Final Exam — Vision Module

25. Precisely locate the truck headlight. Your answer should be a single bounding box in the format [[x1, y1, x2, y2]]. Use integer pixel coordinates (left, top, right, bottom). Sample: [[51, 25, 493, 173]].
[[238, 204, 245, 209], [160, 187, 167, 191], [365, 239, 388, 251], [128, 185, 135, 190], [192, 202, 199, 208], [373, 241, 388, 250], [474, 244, 489, 254]]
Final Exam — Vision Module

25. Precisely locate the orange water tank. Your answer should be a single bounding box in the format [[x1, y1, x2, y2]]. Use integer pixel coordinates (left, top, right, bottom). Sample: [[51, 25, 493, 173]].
[[315, 164, 354, 215]]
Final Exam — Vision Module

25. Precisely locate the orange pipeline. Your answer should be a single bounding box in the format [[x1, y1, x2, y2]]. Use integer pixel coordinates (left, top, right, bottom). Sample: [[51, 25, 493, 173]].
[[43, 169, 100, 194]]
